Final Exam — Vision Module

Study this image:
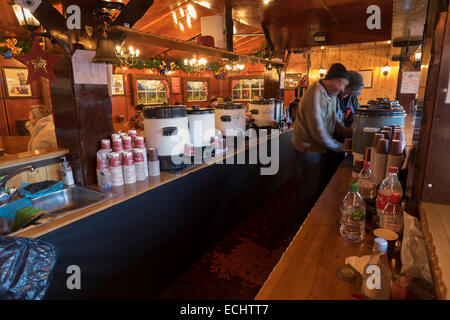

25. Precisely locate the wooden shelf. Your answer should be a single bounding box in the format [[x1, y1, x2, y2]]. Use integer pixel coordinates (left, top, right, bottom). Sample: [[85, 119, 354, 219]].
[[108, 25, 285, 66]]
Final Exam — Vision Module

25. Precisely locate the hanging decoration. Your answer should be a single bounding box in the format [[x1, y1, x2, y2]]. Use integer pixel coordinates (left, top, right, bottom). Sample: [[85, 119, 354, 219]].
[[12, 39, 63, 84], [159, 60, 176, 75], [214, 65, 226, 79], [0, 36, 33, 59]]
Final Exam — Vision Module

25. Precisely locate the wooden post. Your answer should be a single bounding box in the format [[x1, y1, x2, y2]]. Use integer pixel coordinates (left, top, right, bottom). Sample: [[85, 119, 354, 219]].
[[225, 0, 234, 52]]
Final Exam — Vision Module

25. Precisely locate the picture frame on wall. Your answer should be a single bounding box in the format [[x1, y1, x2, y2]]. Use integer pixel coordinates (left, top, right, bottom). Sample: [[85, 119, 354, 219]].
[[285, 73, 302, 89], [111, 73, 125, 96], [1, 67, 32, 98], [359, 70, 373, 88]]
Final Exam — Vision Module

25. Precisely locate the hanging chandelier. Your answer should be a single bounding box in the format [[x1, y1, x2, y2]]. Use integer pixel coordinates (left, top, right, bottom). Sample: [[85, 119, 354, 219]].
[[225, 61, 245, 72], [183, 54, 207, 72], [115, 44, 141, 66]]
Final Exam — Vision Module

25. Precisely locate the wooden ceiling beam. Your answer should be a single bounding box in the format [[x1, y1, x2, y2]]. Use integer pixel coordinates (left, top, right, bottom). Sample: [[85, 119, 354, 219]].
[[109, 25, 285, 66], [319, 0, 342, 27]]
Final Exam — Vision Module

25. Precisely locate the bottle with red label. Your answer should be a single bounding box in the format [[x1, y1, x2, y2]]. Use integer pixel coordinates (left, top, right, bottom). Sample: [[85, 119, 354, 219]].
[[376, 167, 403, 226], [379, 193, 403, 236]]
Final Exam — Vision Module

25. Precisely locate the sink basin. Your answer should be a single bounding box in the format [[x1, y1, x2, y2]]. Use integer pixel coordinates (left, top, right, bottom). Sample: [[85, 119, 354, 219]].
[[0, 185, 115, 235], [30, 186, 114, 217]]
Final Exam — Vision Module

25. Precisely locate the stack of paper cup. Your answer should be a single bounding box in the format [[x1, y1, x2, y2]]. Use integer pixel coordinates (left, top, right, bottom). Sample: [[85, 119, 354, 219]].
[[122, 135, 133, 151], [122, 150, 136, 184], [148, 148, 160, 176], [133, 148, 147, 181], [112, 136, 124, 153], [386, 140, 403, 177], [373, 138, 389, 185], [128, 130, 137, 148], [134, 136, 148, 177], [101, 139, 111, 150], [111, 133, 120, 141], [109, 152, 124, 186]]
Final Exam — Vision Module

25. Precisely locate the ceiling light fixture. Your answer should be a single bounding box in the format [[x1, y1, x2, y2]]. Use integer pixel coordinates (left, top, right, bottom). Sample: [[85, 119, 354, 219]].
[[313, 32, 327, 42], [115, 44, 141, 66], [183, 54, 207, 72], [172, 4, 197, 31], [11, 3, 51, 39]]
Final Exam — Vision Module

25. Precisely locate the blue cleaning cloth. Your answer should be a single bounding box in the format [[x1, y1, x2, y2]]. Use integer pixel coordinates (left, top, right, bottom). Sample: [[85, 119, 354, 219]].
[[18, 181, 63, 199], [0, 198, 32, 219]]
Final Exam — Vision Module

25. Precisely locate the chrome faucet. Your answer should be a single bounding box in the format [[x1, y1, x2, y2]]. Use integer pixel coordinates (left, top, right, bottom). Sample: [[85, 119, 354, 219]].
[[0, 165, 35, 204]]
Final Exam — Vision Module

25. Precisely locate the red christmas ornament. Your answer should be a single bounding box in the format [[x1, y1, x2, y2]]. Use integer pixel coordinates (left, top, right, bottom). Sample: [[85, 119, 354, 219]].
[[13, 39, 63, 84]]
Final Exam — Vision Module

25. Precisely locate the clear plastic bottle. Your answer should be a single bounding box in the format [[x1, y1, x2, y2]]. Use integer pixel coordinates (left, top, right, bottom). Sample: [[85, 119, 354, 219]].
[[340, 182, 366, 242], [376, 167, 403, 225], [362, 238, 392, 300], [379, 193, 403, 236], [358, 161, 377, 217]]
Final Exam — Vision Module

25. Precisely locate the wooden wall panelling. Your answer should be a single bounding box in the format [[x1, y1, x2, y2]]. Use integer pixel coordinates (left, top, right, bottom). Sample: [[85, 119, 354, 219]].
[[308, 43, 400, 105], [45, 163, 62, 181], [0, 56, 44, 136], [27, 166, 48, 184], [5, 163, 61, 191]]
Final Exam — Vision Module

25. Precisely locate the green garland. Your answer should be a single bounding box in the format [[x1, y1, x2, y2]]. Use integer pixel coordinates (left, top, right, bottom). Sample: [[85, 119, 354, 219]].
[[124, 58, 222, 73], [0, 38, 33, 55]]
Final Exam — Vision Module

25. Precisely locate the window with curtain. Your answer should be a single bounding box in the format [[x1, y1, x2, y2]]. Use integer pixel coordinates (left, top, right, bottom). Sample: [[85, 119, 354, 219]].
[[136, 79, 167, 104], [187, 81, 207, 102], [232, 78, 264, 101]]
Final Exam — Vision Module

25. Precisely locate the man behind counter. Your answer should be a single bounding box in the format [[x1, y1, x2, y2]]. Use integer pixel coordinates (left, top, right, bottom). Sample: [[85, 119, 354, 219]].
[[129, 104, 144, 131], [292, 63, 352, 221]]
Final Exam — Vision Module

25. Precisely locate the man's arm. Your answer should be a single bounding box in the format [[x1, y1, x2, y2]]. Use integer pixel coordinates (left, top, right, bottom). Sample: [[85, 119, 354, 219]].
[[303, 89, 344, 152]]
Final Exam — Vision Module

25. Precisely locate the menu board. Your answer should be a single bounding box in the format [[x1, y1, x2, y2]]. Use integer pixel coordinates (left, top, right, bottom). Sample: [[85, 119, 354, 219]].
[[400, 71, 420, 94], [171, 77, 181, 94]]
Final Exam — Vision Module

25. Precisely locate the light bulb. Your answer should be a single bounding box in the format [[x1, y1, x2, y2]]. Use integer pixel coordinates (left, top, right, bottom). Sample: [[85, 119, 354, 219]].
[[179, 8, 184, 17], [187, 4, 197, 19], [187, 14, 192, 28], [135, 49, 140, 57], [116, 45, 121, 54], [381, 64, 391, 76], [199, 58, 206, 65], [184, 59, 188, 65], [129, 46, 134, 55], [179, 22, 184, 31], [225, 64, 231, 70], [172, 12, 178, 25]]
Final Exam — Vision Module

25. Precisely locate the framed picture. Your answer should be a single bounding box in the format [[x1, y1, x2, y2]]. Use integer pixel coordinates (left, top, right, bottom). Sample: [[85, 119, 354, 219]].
[[111, 73, 125, 95], [130, 74, 170, 105], [359, 70, 373, 88], [183, 77, 209, 103], [285, 73, 302, 89], [1, 67, 32, 98]]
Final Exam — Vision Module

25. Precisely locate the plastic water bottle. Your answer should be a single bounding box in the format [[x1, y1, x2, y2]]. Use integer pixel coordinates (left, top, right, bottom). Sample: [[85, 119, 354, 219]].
[[379, 193, 403, 236], [340, 182, 366, 242], [362, 238, 392, 300], [357, 161, 376, 217], [376, 167, 403, 225]]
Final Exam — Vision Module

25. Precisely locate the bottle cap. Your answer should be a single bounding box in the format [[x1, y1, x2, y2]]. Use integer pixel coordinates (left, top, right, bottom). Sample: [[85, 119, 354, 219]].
[[349, 182, 358, 193], [389, 166, 398, 173], [373, 238, 388, 253], [389, 193, 401, 203], [363, 161, 370, 169]]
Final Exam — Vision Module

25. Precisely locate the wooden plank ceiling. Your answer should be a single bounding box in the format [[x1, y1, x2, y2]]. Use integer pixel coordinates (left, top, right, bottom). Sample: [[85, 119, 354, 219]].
[[2, 0, 393, 61]]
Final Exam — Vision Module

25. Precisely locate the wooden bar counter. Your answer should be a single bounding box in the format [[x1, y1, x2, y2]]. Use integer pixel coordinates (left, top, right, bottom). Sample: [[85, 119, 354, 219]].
[[256, 160, 381, 300]]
